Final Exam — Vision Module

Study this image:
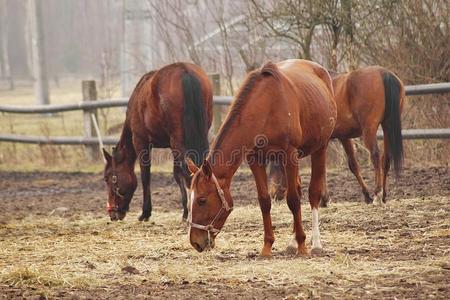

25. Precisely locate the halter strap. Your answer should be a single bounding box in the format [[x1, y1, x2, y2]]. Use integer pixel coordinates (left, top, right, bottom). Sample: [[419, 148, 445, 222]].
[[188, 172, 232, 234], [211, 172, 230, 211], [107, 174, 124, 212]]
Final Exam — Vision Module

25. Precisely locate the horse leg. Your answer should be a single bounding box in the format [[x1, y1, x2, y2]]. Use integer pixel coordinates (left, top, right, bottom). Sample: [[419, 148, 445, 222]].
[[309, 147, 328, 255], [268, 160, 287, 201], [169, 136, 190, 221], [137, 143, 152, 222], [284, 155, 308, 256], [173, 161, 189, 222], [381, 127, 391, 203], [340, 138, 372, 203], [319, 166, 331, 208], [249, 157, 274, 257], [362, 127, 383, 204]]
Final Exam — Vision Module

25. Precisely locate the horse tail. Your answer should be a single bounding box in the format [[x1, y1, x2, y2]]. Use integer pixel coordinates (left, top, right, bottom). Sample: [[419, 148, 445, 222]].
[[182, 71, 209, 167], [381, 71, 404, 176]]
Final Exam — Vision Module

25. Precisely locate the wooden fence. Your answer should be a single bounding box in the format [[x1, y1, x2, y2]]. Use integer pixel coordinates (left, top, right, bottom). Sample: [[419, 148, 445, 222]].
[[0, 80, 449, 161]]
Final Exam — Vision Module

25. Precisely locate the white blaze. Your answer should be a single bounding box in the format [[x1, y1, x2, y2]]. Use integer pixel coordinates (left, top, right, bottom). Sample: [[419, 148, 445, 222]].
[[311, 208, 322, 249], [188, 190, 195, 238]]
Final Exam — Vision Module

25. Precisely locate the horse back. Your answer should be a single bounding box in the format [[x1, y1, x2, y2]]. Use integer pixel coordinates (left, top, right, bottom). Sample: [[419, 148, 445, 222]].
[[276, 60, 337, 153], [131, 63, 213, 147]]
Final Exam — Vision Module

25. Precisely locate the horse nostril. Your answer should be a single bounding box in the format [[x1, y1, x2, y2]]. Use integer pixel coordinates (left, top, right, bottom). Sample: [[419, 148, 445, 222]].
[[117, 212, 126, 220], [193, 242, 204, 253], [110, 212, 119, 221]]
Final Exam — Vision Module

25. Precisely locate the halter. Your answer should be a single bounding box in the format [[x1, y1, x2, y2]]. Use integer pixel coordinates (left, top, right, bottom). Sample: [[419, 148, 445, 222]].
[[188, 172, 232, 237], [106, 173, 125, 212]]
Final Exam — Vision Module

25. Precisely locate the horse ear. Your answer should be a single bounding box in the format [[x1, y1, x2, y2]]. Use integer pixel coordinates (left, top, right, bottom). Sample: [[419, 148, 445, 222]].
[[102, 148, 112, 163], [186, 157, 199, 175], [201, 159, 212, 179]]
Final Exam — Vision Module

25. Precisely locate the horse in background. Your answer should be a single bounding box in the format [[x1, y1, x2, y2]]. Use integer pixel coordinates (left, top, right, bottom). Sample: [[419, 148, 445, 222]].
[[102, 62, 213, 221], [269, 66, 405, 205], [187, 59, 336, 257]]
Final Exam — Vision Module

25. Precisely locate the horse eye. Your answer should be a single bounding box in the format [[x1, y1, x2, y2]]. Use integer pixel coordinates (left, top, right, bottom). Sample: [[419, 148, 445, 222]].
[[198, 198, 207, 206]]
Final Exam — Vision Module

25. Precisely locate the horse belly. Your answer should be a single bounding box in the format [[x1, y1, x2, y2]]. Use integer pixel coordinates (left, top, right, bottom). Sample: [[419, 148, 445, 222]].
[[296, 112, 335, 156], [143, 115, 171, 147], [332, 114, 361, 139]]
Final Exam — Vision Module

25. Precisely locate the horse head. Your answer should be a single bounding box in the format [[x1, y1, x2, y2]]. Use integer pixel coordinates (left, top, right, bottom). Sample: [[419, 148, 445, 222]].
[[102, 147, 137, 221]]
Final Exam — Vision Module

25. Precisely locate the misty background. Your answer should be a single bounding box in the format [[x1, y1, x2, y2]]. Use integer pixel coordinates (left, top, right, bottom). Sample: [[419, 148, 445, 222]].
[[0, 0, 448, 169], [1, 0, 448, 99]]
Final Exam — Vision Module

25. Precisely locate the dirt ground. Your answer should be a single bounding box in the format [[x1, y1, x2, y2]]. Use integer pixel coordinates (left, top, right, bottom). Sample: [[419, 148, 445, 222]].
[[0, 165, 449, 299]]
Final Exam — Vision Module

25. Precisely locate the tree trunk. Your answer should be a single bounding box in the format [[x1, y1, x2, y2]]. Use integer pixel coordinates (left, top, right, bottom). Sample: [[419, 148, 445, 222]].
[[342, 0, 356, 70], [0, 4, 5, 78], [1, 0, 13, 89], [29, 0, 50, 105]]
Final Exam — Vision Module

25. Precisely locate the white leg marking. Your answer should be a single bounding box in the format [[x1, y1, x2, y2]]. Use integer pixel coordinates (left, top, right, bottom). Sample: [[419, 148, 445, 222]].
[[373, 189, 384, 205], [311, 208, 322, 249]]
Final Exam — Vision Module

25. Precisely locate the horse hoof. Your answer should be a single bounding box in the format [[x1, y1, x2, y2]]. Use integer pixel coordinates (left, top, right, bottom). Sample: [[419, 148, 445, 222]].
[[373, 190, 384, 205], [311, 247, 324, 257], [296, 248, 310, 257], [320, 197, 331, 208], [138, 215, 150, 222], [320, 193, 331, 207], [364, 192, 373, 204], [258, 253, 272, 260], [285, 245, 297, 255]]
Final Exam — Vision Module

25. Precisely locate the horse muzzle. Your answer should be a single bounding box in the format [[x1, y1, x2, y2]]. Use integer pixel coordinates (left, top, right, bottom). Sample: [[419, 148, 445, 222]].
[[190, 230, 216, 252], [109, 210, 126, 221]]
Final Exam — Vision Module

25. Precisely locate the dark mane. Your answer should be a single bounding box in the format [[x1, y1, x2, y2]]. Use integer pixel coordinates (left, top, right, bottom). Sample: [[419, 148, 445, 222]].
[[211, 71, 259, 150], [126, 70, 156, 113], [212, 62, 281, 150], [115, 70, 156, 163], [261, 61, 281, 80]]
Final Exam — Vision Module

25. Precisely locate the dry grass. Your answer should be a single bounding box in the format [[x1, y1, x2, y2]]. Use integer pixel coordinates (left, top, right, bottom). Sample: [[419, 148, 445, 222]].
[[1, 195, 448, 299]]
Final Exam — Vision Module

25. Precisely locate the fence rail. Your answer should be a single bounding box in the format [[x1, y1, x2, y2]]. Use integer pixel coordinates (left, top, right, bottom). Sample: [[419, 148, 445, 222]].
[[1, 129, 449, 146], [1, 83, 449, 114], [0, 82, 449, 151]]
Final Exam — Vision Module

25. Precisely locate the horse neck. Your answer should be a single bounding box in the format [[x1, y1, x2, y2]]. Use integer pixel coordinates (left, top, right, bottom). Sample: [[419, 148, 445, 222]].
[[209, 92, 272, 183], [117, 121, 136, 166]]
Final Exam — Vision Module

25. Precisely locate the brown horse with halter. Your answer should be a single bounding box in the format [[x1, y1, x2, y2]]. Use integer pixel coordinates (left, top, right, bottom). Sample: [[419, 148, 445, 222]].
[[102, 62, 212, 221], [269, 66, 405, 205], [187, 59, 336, 256]]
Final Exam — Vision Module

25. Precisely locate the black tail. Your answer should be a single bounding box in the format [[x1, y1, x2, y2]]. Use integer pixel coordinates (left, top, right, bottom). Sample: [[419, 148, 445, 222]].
[[182, 72, 209, 167], [382, 71, 404, 176]]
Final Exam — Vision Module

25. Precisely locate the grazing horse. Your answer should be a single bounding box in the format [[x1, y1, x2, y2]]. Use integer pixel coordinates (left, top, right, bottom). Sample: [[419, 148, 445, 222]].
[[102, 62, 212, 221], [187, 59, 336, 256], [268, 66, 405, 205]]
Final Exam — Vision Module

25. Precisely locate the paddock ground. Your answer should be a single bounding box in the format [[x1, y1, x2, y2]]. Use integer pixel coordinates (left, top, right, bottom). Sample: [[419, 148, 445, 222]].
[[0, 165, 449, 299]]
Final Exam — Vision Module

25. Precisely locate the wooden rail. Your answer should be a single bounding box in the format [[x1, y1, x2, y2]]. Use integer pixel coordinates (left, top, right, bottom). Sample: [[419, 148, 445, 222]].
[[1, 83, 449, 114], [1, 129, 449, 146]]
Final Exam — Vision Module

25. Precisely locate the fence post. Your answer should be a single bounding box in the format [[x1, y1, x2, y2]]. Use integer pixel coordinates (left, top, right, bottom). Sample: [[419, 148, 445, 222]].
[[82, 80, 98, 161], [209, 74, 222, 133]]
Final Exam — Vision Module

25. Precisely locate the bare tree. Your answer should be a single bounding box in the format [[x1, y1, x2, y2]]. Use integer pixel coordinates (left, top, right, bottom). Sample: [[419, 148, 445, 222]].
[[250, 0, 322, 60], [0, 0, 5, 79], [206, 0, 237, 93], [236, 3, 268, 72], [149, 0, 205, 66]]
